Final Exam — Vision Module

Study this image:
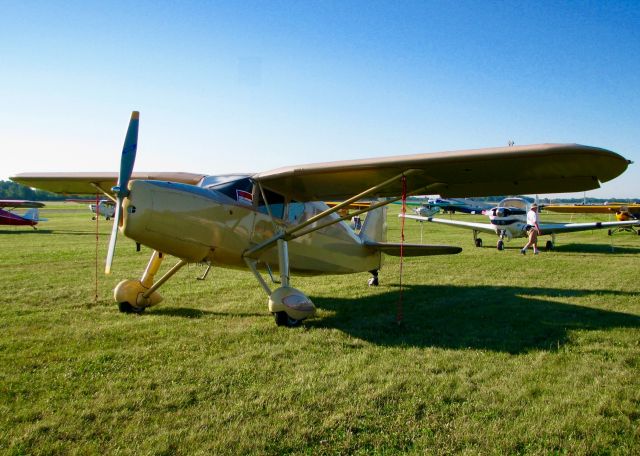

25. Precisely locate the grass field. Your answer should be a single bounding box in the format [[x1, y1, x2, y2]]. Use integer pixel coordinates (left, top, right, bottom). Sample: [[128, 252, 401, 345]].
[[1, 203, 639, 455]]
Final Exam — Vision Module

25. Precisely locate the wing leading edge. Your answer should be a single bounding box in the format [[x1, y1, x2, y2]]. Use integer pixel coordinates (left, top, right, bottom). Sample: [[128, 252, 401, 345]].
[[538, 220, 640, 235], [401, 214, 497, 235], [10, 172, 206, 195]]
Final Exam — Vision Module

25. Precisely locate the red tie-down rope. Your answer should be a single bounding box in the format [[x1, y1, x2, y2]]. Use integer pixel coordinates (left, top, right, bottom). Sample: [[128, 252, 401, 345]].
[[95, 193, 100, 305], [397, 174, 407, 325]]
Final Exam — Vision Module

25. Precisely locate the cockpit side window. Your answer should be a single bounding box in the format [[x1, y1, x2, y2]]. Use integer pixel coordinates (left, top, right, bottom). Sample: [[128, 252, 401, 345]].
[[286, 201, 305, 224], [256, 187, 285, 219]]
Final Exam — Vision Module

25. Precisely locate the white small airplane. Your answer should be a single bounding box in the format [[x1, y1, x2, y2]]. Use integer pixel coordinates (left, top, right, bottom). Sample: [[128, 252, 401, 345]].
[[10, 112, 633, 325], [90, 199, 115, 220], [403, 197, 640, 251]]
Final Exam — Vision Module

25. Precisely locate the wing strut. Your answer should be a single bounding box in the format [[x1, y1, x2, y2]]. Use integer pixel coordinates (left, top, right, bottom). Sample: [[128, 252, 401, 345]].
[[244, 171, 445, 258]]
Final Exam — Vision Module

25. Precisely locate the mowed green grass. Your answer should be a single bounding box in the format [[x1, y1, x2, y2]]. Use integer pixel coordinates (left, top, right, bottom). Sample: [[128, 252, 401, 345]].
[[1, 203, 639, 455]]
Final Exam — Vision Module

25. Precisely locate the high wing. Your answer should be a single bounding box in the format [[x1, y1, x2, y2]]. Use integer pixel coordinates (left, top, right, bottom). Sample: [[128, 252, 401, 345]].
[[10, 172, 205, 195], [11, 144, 628, 202], [253, 144, 629, 200], [401, 214, 497, 235], [0, 200, 45, 209], [538, 220, 640, 235]]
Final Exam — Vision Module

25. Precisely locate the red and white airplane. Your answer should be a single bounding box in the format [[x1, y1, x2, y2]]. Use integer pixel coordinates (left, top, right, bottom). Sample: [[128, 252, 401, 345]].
[[0, 200, 46, 229]]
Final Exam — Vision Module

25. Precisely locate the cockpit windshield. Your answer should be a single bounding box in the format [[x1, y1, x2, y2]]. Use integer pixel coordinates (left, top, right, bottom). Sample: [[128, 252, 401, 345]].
[[498, 198, 529, 210], [198, 174, 252, 189], [198, 174, 254, 204]]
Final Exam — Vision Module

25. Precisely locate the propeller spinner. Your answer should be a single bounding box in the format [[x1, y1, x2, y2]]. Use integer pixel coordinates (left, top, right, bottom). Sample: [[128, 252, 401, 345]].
[[105, 111, 139, 274]]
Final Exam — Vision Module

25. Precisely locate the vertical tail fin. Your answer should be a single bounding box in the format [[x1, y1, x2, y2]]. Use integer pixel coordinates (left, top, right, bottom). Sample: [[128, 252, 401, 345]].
[[359, 204, 387, 243], [22, 208, 40, 222]]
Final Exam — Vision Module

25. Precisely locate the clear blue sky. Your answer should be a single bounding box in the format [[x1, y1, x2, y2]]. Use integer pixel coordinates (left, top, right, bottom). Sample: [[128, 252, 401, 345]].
[[2, 0, 639, 198]]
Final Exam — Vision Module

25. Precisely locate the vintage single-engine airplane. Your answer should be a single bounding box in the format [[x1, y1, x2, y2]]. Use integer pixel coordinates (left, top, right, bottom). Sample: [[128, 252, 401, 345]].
[[544, 202, 640, 235], [403, 197, 640, 251], [90, 199, 116, 220], [0, 200, 46, 229], [411, 196, 494, 217], [67, 198, 116, 220], [11, 112, 632, 325]]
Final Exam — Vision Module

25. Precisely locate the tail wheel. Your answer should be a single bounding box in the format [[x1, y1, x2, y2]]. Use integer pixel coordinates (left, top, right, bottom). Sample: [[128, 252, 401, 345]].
[[273, 311, 303, 327], [475, 238, 483, 248]]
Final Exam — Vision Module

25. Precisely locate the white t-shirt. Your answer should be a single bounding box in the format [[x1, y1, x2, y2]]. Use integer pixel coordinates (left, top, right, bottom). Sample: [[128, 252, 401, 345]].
[[526, 209, 538, 226]]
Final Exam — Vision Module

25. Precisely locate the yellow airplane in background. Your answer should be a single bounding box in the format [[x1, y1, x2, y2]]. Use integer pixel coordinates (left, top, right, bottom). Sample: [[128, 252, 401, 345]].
[[11, 112, 631, 326], [544, 203, 640, 235]]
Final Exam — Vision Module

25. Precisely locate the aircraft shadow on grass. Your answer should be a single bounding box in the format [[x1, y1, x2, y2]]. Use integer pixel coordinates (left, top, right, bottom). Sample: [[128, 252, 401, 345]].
[[0, 229, 54, 235], [551, 243, 640, 255], [307, 284, 640, 354], [0, 229, 104, 236], [148, 307, 264, 319]]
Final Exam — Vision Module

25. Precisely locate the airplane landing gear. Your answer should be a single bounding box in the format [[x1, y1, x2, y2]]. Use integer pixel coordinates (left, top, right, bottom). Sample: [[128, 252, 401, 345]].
[[368, 269, 379, 286], [473, 230, 482, 248], [545, 240, 554, 251], [273, 311, 304, 327], [268, 286, 315, 326], [118, 301, 145, 314], [497, 240, 504, 250], [114, 279, 163, 310]]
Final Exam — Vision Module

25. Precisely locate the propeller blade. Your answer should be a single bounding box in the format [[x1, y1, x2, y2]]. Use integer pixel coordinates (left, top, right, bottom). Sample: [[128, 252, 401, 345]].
[[105, 111, 139, 274], [105, 202, 122, 274], [114, 111, 139, 199]]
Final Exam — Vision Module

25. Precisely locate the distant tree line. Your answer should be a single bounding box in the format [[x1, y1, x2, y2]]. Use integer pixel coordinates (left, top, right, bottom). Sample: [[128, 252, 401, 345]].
[[2, 179, 638, 204], [0, 180, 65, 201]]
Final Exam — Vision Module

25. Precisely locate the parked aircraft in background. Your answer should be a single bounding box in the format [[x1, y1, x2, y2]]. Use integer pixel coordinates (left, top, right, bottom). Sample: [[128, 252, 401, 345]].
[[411, 197, 494, 217], [0, 200, 46, 229], [67, 198, 116, 220], [544, 202, 640, 235], [90, 199, 115, 220], [11, 112, 632, 326], [403, 197, 640, 251]]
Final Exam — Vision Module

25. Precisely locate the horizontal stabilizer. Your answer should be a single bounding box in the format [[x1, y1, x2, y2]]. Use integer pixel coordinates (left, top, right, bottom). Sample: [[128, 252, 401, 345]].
[[365, 241, 462, 256]]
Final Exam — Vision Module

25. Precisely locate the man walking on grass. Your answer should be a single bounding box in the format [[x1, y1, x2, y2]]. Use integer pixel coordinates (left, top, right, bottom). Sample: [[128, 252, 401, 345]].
[[521, 203, 540, 255]]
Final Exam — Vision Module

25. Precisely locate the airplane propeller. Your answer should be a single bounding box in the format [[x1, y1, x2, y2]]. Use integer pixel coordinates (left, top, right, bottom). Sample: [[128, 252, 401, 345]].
[[105, 111, 139, 274]]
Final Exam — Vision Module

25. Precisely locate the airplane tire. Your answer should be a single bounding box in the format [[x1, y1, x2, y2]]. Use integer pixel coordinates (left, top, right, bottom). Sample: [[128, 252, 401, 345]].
[[607, 229, 612, 236], [273, 311, 303, 328], [368, 277, 379, 286], [475, 238, 483, 248], [545, 240, 554, 251], [497, 240, 504, 251], [118, 302, 145, 314]]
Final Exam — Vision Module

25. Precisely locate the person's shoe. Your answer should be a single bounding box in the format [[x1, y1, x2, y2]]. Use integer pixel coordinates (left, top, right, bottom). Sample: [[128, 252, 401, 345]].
[[534, 250, 540, 255], [520, 249, 526, 255]]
